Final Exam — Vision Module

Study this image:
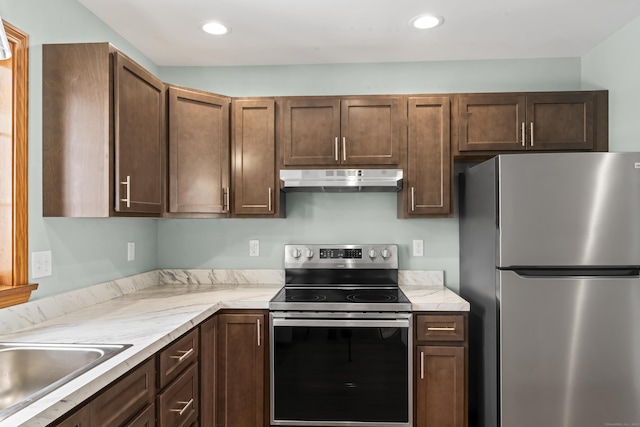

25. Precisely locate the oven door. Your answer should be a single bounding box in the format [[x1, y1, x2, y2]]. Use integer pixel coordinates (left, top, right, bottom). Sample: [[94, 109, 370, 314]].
[[270, 312, 412, 427]]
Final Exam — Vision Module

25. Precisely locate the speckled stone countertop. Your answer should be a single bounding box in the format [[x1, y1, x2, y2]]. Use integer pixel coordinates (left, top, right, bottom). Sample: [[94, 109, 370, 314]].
[[0, 269, 468, 426]]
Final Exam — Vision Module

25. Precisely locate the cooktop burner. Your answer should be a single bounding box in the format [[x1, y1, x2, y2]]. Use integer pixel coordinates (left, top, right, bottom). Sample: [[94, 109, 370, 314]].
[[271, 286, 411, 312]]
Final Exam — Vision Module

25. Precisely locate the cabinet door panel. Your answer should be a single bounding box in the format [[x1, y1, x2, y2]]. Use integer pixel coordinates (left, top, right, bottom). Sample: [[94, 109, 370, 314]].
[[92, 359, 156, 427], [114, 52, 164, 214], [282, 98, 340, 166], [406, 96, 451, 217], [169, 87, 230, 214], [157, 362, 199, 427], [341, 98, 401, 165], [458, 95, 526, 152], [217, 313, 265, 427], [526, 92, 595, 150], [416, 346, 465, 427], [232, 99, 276, 216]]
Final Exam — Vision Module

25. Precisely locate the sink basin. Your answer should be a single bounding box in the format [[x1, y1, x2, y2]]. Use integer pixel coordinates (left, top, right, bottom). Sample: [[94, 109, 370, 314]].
[[0, 342, 131, 421]]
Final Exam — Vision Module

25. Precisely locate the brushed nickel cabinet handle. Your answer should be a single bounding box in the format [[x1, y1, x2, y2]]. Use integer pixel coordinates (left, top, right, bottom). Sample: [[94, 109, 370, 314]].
[[169, 348, 194, 363], [120, 175, 131, 208], [224, 187, 230, 211], [427, 326, 456, 332], [257, 318, 261, 346], [411, 187, 416, 212], [530, 122, 534, 146], [342, 137, 346, 162], [268, 188, 272, 212], [170, 399, 194, 416], [521, 122, 525, 147], [335, 137, 339, 162], [420, 351, 425, 379]]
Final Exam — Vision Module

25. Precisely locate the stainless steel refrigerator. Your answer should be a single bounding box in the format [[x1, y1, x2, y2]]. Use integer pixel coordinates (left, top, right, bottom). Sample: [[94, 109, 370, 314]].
[[459, 152, 640, 427]]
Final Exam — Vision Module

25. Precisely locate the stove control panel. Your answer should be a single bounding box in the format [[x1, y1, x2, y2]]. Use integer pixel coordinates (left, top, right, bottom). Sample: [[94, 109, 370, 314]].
[[285, 244, 398, 269]]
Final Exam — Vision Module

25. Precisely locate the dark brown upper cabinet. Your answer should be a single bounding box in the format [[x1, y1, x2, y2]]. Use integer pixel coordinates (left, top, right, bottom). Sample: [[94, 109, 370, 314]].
[[456, 91, 607, 155], [280, 96, 404, 167], [232, 98, 279, 217], [43, 43, 165, 217], [401, 96, 452, 218], [167, 86, 230, 217]]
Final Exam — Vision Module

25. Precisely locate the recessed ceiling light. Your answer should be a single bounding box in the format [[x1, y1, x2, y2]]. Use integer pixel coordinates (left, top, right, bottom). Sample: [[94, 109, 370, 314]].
[[409, 14, 444, 30], [202, 22, 229, 35]]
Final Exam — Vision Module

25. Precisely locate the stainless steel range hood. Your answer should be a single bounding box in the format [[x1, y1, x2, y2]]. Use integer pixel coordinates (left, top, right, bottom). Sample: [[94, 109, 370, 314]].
[[280, 169, 402, 192]]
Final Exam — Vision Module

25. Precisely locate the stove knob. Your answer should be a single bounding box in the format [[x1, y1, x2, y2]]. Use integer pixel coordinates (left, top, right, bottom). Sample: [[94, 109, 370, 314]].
[[368, 249, 377, 259], [291, 248, 302, 259], [305, 249, 314, 259], [381, 248, 391, 259]]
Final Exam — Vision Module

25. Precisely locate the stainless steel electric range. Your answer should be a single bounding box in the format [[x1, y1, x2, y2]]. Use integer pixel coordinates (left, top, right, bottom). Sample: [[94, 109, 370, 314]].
[[269, 244, 412, 427]]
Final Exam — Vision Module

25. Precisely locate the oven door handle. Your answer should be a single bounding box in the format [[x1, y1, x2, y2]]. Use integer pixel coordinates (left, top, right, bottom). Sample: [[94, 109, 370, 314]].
[[271, 318, 410, 328]]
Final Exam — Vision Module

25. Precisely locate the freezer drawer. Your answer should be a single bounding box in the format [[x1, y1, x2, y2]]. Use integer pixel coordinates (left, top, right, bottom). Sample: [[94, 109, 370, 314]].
[[499, 270, 640, 427]]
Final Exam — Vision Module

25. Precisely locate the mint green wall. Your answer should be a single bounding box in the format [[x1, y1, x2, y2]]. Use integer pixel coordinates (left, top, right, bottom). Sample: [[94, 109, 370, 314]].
[[0, 0, 159, 299], [6, 0, 635, 300], [581, 14, 640, 153]]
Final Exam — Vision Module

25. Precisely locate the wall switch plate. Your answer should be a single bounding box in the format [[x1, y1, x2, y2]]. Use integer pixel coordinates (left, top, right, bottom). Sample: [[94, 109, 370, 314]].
[[412, 239, 424, 257], [249, 239, 260, 257], [127, 241, 135, 261], [32, 250, 53, 278]]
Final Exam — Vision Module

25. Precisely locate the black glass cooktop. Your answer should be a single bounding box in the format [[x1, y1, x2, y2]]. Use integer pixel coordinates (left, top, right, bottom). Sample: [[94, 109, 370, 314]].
[[270, 286, 411, 312]]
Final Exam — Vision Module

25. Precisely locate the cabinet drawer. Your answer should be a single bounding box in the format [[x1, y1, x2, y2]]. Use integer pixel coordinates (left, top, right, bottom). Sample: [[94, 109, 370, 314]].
[[157, 362, 199, 427], [158, 329, 199, 389], [125, 403, 156, 427], [416, 314, 465, 342]]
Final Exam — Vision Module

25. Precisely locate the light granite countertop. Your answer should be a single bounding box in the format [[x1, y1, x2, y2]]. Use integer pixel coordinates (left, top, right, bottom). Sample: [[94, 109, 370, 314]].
[[0, 270, 468, 427]]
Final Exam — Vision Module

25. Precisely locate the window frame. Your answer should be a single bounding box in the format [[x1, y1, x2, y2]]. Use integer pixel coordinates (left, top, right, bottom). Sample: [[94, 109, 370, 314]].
[[0, 19, 36, 308]]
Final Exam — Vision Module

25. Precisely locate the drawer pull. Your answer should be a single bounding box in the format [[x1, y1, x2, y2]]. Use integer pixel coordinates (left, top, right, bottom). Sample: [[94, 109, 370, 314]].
[[169, 348, 194, 363], [420, 351, 425, 379], [170, 398, 194, 416], [427, 326, 456, 332]]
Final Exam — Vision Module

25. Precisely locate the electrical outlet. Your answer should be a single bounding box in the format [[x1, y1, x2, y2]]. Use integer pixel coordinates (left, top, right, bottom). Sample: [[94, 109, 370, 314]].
[[127, 241, 135, 261], [249, 239, 260, 257], [412, 239, 424, 257], [32, 250, 53, 278]]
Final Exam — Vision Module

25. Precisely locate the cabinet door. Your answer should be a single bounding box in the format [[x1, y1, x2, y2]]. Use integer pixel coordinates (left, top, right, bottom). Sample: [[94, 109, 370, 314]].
[[55, 405, 91, 427], [416, 346, 465, 427], [282, 98, 341, 166], [341, 97, 402, 165], [458, 94, 526, 152], [525, 92, 595, 150], [114, 52, 164, 215], [200, 315, 218, 427], [405, 96, 451, 217], [168, 87, 230, 214], [92, 359, 156, 427], [217, 313, 265, 427], [232, 99, 276, 216]]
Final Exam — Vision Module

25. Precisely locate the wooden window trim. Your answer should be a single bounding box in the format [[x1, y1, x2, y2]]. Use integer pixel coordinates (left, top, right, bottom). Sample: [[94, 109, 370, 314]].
[[0, 20, 36, 308]]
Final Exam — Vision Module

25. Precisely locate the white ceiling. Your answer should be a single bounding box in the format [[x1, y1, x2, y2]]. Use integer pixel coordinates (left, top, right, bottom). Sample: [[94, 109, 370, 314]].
[[78, 0, 640, 67]]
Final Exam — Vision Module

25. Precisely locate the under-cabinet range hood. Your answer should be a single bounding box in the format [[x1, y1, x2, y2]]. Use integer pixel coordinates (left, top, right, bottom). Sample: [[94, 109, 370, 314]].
[[280, 169, 403, 192]]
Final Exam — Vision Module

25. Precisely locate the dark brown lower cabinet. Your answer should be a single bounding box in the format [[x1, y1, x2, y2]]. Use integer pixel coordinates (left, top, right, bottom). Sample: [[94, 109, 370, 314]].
[[217, 312, 266, 427], [415, 313, 468, 427], [416, 346, 465, 427], [199, 315, 218, 426], [53, 358, 156, 427], [156, 363, 199, 427]]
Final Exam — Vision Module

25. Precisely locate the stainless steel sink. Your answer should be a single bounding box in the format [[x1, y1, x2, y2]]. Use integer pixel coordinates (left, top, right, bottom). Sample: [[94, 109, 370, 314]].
[[0, 342, 131, 421]]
